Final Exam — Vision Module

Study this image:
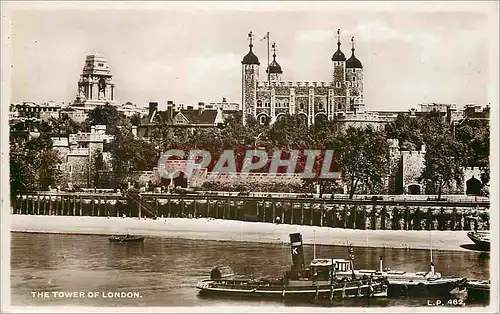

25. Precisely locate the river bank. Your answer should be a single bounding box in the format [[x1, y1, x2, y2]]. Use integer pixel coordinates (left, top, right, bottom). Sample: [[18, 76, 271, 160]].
[[10, 214, 475, 252]]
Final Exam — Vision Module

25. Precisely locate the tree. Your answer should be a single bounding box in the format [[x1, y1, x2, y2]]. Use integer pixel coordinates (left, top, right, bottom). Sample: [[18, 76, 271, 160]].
[[48, 113, 84, 134], [108, 128, 158, 188], [384, 113, 423, 151], [84, 103, 128, 134], [10, 134, 62, 204], [454, 119, 489, 167], [329, 126, 390, 199], [419, 112, 463, 199]]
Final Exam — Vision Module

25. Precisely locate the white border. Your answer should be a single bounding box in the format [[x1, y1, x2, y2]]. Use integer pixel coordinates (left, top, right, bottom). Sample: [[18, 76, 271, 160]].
[[1, 1, 498, 313]]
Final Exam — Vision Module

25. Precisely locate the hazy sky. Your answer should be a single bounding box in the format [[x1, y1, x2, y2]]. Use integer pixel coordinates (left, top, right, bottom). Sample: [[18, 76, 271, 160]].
[[7, 2, 496, 110]]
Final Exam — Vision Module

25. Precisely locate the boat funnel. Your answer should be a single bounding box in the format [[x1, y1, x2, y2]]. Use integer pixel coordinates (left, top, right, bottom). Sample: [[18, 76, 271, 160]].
[[379, 255, 383, 273], [430, 262, 435, 276], [289, 233, 305, 272]]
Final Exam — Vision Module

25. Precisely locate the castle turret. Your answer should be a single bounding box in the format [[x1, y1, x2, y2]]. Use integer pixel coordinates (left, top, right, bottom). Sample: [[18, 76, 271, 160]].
[[267, 42, 283, 83], [241, 31, 260, 125], [332, 29, 347, 114], [346, 37, 364, 112]]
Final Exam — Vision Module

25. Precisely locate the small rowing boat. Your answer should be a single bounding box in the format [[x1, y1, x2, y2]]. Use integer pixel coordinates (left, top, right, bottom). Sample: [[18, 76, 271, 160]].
[[467, 231, 490, 251], [108, 235, 145, 243]]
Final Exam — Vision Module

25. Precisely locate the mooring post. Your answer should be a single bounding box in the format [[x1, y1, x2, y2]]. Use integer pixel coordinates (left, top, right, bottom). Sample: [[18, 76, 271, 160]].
[[104, 197, 108, 217], [281, 202, 285, 224], [168, 197, 172, 217], [320, 201, 324, 227], [272, 201, 276, 223], [301, 202, 304, 225], [79, 196, 83, 216], [310, 203, 313, 226], [138, 195, 143, 218], [290, 202, 294, 224], [262, 201, 266, 222], [155, 198, 159, 217], [37, 195, 41, 215], [206, 197, 210, 217]]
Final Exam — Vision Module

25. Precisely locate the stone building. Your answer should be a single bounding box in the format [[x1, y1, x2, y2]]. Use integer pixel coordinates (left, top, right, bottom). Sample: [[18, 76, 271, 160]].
[[52, 125, 113, 188], [241, 30, 366, 126], [389, 139, 488, 195], [73, 54, 116, 108]]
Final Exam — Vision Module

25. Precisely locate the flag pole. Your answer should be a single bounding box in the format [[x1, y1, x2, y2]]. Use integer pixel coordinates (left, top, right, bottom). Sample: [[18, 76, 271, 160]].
[[267, 32, 270, 83]]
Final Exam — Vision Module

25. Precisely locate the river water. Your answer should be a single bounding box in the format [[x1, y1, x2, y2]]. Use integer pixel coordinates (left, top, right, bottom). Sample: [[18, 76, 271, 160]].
[[10, 232, 489, 308]]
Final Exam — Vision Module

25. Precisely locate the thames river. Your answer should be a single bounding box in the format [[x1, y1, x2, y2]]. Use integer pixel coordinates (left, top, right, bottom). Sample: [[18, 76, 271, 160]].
[[10, 232, 489, 308]]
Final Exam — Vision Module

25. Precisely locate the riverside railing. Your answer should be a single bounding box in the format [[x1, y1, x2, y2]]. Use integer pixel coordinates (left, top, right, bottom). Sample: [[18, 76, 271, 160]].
[[12, 191, 490, 231]]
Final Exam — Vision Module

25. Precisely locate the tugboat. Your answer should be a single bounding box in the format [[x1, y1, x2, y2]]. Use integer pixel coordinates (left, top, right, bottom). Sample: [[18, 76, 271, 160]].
[[467, 231, 490, 251], [108, 234, 145, 243], [360, 256, 465, 297], [196, 233, 388, 300]]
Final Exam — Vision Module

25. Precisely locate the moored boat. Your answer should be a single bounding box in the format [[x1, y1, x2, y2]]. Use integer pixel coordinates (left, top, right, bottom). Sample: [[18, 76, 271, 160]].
[[196, 233, 388, 300], [466, 279, 490, 302], [108, 235, 145, 243], [356, 256, 465, 297], [467, 231, 490, 251]]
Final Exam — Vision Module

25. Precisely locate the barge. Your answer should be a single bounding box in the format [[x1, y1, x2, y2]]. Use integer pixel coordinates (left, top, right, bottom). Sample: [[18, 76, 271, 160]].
[[196, 233, 388, 300]]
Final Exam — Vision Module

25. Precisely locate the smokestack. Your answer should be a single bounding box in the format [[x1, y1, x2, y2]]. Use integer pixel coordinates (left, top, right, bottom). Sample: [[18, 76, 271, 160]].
[[379, 255, 383, 273], [289, 233, 305, 272]]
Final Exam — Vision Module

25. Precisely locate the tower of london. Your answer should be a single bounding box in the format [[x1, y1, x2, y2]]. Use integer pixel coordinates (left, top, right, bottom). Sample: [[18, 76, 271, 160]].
[[241, 30, 365, 126]]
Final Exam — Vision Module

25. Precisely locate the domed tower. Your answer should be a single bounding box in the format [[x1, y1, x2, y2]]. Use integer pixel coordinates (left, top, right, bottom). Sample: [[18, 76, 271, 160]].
[[331, 29, 347, 113], [346, 36, 364, 112], [267, 43, 283, 83], [241, 31, 260, 125]]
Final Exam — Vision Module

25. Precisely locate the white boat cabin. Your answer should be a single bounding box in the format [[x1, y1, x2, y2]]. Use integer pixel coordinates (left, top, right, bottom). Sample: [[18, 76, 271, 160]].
[[309, 259, 355, 280]]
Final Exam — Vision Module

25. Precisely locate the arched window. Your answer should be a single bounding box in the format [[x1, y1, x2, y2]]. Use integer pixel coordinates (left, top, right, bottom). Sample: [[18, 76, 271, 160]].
[[299, 103, 305, 110], [318, 103, 324, 110], [353, 77, 356, 82], [257, 100, 263, 108], [265, 101, 270, 108]]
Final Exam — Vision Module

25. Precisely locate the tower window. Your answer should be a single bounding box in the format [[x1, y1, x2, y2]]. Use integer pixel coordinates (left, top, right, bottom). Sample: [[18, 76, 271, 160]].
[[265, 101, 270, 108], [353, 77, 356, 82], [336, 82, 341, 88], [353, 69, 356, 73], [257, 100, 263, 108], [299, 103, 305, 110]]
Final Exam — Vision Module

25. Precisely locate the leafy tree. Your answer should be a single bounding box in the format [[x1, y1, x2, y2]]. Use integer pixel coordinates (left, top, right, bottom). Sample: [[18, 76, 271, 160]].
[[454, 119, 489, 167], [384, 113, 423, 151], [108, 128, 158, 188], [419, 112, 463, 199], [84, 103, 129, 134], [10, 134, 62, 203], [329, 126, 390, 199], [48, 113, 83, 134]]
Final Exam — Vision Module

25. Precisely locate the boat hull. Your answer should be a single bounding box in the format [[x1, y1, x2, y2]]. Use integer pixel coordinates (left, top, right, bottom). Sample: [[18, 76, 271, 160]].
[[387, 278, 463, 298], [108, 236, 144, 243], [467, 232, 490, 251], [467, 282, 490, 302], [196, 279, 388, 300]]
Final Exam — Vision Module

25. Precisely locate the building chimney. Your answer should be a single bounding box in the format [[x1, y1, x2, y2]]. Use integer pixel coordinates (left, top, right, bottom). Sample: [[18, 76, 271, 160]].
[[149, 102, 158, 119], [289, 233, 305, 273]]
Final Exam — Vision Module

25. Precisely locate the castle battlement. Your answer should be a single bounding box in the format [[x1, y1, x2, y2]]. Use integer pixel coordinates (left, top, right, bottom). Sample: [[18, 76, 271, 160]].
[[257, 81, 332, 88]]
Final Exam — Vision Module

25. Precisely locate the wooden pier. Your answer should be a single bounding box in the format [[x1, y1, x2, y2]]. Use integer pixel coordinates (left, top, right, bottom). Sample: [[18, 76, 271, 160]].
[[12, 192, 490, 231]]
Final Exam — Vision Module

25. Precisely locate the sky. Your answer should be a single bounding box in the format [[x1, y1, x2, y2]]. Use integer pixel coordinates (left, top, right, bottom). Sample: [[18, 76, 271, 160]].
[[6, 2, 496, 111]]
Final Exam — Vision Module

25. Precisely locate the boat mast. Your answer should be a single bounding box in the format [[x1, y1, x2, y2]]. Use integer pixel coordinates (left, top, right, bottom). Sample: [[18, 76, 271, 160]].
[[313, 230, 316, 259]]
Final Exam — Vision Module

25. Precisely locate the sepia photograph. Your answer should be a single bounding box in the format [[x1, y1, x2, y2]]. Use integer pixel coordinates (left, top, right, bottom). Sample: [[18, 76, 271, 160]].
[[1, 1, 498, 313]]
